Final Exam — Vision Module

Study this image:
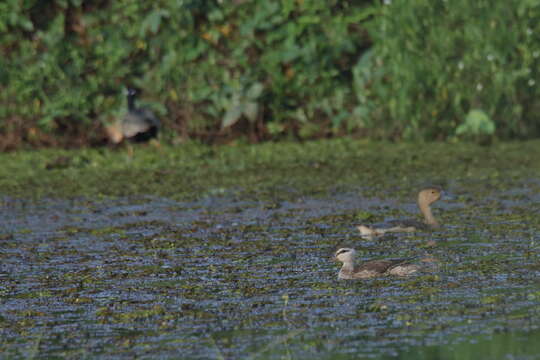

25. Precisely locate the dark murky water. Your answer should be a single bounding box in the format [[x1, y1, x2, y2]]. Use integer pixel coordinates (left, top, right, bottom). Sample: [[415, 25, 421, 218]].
[[1, 185, 539, 359]]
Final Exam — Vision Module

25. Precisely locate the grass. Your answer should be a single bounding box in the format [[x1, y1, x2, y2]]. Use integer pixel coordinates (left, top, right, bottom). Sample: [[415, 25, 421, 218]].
[[1, 139, 540, 201]]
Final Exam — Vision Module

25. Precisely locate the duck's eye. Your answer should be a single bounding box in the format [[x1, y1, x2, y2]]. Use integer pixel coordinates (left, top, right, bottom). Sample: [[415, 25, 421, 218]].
[[336, 249, 350, 256]]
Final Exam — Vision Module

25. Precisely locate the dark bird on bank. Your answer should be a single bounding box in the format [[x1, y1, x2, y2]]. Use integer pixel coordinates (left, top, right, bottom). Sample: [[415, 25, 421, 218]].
[[105, 88, 160, 144], [123, 88, 160, 142]]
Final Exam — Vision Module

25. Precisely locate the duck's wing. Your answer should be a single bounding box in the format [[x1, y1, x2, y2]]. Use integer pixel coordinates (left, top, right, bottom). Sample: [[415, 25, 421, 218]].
[[355, 259, 411, 274], [357, 218, 428, 235], [122, 112, 152, 137], [386, 257, 420, 276], [140, 108, 160, 127], [122, 107, 160, 138], [386, 257, 417, 270]]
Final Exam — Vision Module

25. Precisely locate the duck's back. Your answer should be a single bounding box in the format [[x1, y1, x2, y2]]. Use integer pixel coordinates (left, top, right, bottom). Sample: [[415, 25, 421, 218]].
[[348, 258, 412, 278]]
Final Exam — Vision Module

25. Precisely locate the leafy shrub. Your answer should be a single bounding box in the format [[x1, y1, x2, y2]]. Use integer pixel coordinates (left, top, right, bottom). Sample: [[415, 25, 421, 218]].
[[360, 0, 540, 140], [0, 0, 374, 148], [455, 109, 495, 137], [1, 0, 540, 149]]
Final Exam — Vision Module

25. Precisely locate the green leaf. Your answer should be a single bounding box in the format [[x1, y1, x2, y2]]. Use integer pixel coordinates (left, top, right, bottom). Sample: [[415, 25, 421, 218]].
[[141, 9, 169, 35], [246, 82, 264, 100], [243, 101, 258, 122], [456, 109, 496, 136], [267, 122, 285, 135], [222, 104, 244, 128]]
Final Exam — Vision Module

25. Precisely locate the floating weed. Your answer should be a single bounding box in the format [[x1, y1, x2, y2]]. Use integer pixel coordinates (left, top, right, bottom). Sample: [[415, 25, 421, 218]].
[[20, 310, 46, 318], [89, 227, 127, 237], [67, 296, 93, 305], [114, 305, 166, 323], [481, 295, 505, 305], [62, 226, 81, 235], [1, 141, 540, 358], [0, 233, 14, 240], [355, 210, 376, 222], [14, 290, 54, 299], [363, 302, 390, 313]]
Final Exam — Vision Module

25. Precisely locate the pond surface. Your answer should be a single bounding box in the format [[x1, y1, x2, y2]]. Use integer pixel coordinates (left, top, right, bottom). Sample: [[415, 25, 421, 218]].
[[1, 177, 539, 358]]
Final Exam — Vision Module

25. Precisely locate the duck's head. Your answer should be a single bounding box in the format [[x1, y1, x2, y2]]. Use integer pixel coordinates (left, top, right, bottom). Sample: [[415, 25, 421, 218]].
[[334, 248, 356, 263], [418, 187, 442, 206]]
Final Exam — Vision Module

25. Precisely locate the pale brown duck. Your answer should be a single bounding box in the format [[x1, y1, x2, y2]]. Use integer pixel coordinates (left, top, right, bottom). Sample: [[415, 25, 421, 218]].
[[334, 248, 420, 280], [357, 187, 443, 236]]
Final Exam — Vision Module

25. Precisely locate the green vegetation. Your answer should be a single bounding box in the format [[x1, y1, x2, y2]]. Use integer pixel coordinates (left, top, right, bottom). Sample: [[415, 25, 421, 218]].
[[2, 1, 540, 149], [1, 139, 540, 200], [365, 0, 540, 140]]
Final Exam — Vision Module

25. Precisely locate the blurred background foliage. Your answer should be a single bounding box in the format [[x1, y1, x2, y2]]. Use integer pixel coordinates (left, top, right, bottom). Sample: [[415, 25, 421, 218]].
[[0, 0, 539, 149]]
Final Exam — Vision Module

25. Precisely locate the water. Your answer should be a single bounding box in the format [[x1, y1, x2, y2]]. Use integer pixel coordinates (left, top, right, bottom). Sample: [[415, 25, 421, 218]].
[[0, 185, 539, 359]]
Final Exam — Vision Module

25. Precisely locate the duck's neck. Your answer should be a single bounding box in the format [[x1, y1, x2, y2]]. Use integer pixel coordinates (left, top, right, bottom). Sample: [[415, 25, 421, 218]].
[[341, 260, 355, 273], [127, 94, 136, 111], [419, 202, 439, 227]]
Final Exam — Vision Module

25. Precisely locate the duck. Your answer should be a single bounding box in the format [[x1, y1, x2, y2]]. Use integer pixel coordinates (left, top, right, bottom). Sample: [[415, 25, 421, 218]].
[[334, 248, 420, 279], [105, 88, 161, 144], [357, 187, 443, 236]]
